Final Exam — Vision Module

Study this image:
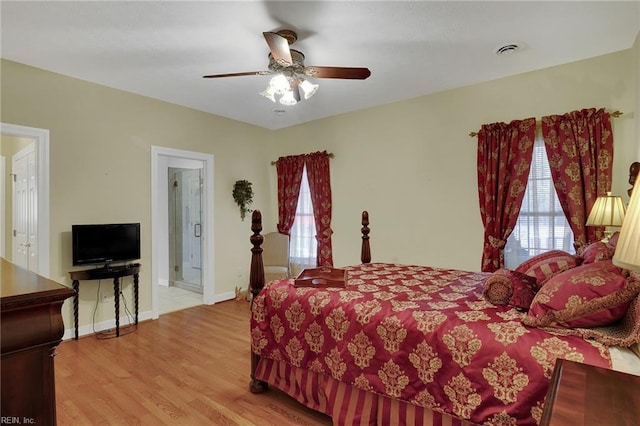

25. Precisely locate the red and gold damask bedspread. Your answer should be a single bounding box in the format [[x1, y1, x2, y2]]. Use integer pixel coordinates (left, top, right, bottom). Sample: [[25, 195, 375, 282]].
[[250, 263, 611, 425]]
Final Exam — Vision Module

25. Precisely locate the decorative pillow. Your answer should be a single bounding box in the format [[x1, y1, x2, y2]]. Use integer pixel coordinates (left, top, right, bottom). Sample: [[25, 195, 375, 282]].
[[517, 252, 581, 289], [580, 241, 612, 264], [515, 250, 574, 275], [482, 269, 538, 310], [543, 288, 640, 347], [522, 260, 638, 329]]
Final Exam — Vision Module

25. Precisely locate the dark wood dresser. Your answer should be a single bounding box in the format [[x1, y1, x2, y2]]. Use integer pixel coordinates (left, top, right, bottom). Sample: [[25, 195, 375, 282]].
[[541, 358, 640, 425], [1, 257, 75, 425]]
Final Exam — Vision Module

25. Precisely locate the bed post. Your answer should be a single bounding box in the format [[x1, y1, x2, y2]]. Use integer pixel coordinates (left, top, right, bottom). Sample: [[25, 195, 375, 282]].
[[361, 210, 371, 264], [249, 210, 268, 393], [249, 210, 265, 300]]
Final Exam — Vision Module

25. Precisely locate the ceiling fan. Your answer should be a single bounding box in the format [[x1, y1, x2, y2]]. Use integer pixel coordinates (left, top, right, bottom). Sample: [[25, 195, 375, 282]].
[[203, 30, 371, 105]]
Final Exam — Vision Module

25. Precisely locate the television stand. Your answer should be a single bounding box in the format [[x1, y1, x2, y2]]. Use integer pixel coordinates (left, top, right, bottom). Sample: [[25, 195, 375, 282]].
[[69, 263, 140, 340]]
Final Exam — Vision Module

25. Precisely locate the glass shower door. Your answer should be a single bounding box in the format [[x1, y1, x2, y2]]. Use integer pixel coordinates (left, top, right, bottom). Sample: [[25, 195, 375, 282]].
[[168, 167, 203, 293]]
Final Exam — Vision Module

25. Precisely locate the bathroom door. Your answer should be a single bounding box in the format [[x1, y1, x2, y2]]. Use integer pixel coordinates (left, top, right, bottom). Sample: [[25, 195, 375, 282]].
[[168, 167, 202, 293]]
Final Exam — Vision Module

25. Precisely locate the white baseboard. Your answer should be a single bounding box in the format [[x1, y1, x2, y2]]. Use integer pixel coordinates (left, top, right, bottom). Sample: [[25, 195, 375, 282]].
[[63, 293, 237, 340], [62, 310, 154, 341], [211, 291, 235, 304]]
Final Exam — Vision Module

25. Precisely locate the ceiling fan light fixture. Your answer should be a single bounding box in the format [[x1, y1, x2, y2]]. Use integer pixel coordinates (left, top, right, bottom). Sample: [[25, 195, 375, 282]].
[[269, 74, 291, 95], [259, 87, 276, 103], [261, 72, 314, 106], [299, 78, 319, 100], [279, 90, 298, 106]]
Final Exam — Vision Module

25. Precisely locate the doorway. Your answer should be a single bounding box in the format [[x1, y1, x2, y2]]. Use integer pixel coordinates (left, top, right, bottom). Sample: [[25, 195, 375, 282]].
[[151, 146, 215, 319], [0, 123, 50, 277]]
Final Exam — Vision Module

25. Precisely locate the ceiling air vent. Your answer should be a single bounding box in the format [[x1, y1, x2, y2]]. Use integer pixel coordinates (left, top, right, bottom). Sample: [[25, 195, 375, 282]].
[[495, 44, 521, 56]]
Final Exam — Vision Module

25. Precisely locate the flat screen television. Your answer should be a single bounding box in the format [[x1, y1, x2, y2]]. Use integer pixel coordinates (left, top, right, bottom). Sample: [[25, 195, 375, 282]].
[[72, 223, 140, 267]]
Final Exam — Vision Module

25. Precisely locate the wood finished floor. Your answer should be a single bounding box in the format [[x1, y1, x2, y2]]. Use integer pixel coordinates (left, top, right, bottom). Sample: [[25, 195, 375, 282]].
[[55, 300, 332, 425]]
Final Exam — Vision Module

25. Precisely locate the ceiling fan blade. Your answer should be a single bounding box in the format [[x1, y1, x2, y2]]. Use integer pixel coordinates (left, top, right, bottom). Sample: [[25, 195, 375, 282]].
[[263, 32, 293, 65], [303, 66, 371, 80], [202, 71, 271, 78], [203, 71, 270, 79]]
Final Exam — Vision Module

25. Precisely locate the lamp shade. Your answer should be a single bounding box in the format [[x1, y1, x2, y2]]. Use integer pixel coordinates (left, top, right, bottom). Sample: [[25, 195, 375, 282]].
[[613, 184, 640, 271], [279, 90, 297, 106], [299, 78, 319, 99], [586, 194, 626, 226]]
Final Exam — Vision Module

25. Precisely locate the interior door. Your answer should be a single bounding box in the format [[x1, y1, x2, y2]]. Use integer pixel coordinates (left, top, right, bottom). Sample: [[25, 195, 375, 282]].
[[12, 144, 38, 271]]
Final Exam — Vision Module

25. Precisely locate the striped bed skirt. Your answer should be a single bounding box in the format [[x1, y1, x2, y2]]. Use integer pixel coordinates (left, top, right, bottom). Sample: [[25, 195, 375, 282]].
[[255, 358, 474, 426]]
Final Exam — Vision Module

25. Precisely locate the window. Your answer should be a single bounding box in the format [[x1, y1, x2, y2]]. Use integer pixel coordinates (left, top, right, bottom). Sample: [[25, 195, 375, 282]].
[[504, 136, 574, 268], [289, 166, 316, 273]]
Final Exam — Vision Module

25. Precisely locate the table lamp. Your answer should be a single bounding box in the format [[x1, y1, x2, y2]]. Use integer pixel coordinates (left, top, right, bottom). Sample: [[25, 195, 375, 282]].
[[586, 192, 626, 242], [613, 183, 640, 271]]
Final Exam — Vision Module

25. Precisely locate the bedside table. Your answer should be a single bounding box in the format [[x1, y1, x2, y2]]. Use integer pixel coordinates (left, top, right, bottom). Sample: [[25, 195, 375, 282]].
[[540, 358, 640, 425]]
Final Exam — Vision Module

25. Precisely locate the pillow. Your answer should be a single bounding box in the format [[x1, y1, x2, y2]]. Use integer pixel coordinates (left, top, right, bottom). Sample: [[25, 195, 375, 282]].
[[580, 241, 612, 264], [516, 252, 581, 288], [515, 250, 574, 275], [522, 260, 638, 329], [482, 269, 538, 310]]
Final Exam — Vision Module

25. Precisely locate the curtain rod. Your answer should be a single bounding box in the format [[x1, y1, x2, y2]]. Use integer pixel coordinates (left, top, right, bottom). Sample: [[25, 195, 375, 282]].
[[468, 110, 624, 137], [271, 152, 334, 165]]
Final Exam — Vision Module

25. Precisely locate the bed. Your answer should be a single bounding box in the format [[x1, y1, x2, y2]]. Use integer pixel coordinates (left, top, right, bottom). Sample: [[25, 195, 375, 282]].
[[247, 208, 640, 425]]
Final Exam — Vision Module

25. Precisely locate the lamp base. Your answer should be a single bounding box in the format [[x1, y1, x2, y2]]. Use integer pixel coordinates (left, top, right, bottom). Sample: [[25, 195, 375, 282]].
[[600, 230, 615, 244]]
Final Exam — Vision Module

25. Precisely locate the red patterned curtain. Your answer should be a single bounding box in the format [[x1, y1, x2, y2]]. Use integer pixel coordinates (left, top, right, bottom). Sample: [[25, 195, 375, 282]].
[[276, 154, 305, 235], [478, 118, 536, 272], [541, 108, 614, 251], [305, 151, 334, 266]]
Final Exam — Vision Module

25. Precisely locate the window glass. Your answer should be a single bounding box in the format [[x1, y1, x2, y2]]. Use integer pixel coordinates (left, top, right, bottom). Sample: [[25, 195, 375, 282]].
[[504, 137, 574, 268], [289, 166, 317, 273]]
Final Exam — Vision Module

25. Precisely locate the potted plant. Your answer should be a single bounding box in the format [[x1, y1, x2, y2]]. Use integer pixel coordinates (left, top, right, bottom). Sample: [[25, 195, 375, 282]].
[[232, 180, 253, 221]]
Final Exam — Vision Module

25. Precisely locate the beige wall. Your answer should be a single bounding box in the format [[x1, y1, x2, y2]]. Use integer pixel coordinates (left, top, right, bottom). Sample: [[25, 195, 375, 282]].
[[1, 40, 639, 332], [1, 59, 275, 328], [269, 48, 638, 270]]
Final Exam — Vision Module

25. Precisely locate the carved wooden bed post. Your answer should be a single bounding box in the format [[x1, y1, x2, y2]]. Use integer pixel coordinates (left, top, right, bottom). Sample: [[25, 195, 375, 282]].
[[249, 210, 268, 393], [249, 210, 265, 300], [361, 210, 371, 264]]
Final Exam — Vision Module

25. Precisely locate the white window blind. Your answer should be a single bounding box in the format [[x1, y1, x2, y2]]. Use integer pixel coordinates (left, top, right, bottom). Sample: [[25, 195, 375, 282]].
[[504, 137, 574, 269], [289, 166, 317, 274]]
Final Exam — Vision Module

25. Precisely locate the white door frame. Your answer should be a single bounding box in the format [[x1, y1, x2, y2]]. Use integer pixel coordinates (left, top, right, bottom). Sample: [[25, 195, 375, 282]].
[[1, 123, 49, 277], [151, 146, 215, 319]]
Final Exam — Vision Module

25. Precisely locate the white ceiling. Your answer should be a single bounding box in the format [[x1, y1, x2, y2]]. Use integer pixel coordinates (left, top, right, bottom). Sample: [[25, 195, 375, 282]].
[[1, 1, 639, 130]]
